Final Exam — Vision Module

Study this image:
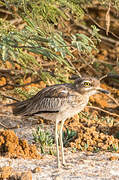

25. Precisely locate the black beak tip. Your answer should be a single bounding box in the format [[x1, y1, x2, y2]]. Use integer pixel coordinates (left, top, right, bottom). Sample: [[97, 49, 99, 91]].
[[98, 89, 109, 94]]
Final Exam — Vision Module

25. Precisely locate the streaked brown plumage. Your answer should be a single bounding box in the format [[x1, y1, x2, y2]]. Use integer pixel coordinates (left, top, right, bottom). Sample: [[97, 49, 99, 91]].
[[6, 77, 109, 168]]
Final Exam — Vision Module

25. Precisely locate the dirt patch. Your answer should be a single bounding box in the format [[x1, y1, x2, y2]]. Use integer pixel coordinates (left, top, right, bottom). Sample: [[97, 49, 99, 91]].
[[64, 111, 119, 153], [0, 166, 32, 180], [0, 129, 41, 159]]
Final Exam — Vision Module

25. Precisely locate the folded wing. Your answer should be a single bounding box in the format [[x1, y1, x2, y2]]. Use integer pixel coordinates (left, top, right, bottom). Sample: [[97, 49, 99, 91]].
[[9, 84, 72, 116]]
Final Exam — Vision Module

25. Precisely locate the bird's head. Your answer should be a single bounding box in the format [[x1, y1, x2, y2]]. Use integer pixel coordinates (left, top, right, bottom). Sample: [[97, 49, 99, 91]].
[[74, 77, 109, 96]]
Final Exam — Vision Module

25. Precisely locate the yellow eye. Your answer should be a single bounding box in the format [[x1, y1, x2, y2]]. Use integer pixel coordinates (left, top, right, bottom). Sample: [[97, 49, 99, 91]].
[[83, 81, 91, 87]]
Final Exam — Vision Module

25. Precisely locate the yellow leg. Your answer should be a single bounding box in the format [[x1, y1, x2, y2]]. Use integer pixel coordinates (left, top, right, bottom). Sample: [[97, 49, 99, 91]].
[[55, 120, 60, 168], [59, 120, 65, 165]]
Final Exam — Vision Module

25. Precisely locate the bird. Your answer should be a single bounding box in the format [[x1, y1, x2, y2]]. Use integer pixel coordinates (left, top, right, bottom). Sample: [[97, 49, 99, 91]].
[[5, 77, 109, 168]]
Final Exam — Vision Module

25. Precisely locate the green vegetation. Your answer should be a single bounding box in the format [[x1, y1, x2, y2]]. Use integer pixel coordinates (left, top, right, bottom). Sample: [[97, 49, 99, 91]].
[[63, 128, 77, 147], [0, 0, 100, 76], [33, 126, 54, 154]]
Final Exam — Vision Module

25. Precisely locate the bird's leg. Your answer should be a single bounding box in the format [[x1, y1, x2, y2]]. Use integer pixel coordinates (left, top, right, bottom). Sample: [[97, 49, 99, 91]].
[[59, 120, 65, 166], [55, 120, 60, 168]]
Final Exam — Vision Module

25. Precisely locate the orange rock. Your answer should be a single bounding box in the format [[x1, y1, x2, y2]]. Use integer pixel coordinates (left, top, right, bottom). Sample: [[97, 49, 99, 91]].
[[21, 171, 32, 180], [109, 156, 119, 161], [32, 166, 41, 173], [5, 61, 12, 69], [0, 77, 6, 86], [0, 166, 13, 179], [0, 130, 41, 159]]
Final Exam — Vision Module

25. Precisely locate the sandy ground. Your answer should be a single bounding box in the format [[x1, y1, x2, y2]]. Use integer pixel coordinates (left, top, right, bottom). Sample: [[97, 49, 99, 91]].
[[0, 150, 119, 179], [0, 114, 119, 179]]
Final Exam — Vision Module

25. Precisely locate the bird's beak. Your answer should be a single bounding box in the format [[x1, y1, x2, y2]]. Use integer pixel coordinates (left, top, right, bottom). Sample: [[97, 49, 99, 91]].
[[97, 88, 109, 94]]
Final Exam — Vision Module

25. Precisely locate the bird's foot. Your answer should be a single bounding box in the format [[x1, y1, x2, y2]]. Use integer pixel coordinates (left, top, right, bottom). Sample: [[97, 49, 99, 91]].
[[62, 162, 73, 169]]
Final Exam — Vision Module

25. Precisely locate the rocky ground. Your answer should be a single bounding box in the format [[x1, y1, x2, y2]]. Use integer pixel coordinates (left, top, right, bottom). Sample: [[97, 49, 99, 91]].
[[0, 114, 119, 180]]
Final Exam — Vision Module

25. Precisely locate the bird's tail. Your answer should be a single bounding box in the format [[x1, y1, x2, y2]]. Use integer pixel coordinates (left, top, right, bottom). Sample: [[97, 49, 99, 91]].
[[3, 101, 29, 116]]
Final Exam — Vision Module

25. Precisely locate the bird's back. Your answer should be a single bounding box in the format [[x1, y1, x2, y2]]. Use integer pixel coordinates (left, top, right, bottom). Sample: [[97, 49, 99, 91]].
[[9, 83, 84, 117]]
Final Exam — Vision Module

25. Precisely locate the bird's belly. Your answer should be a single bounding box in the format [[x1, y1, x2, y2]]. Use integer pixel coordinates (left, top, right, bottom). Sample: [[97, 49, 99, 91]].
[[39, 112, 60, 122], [39, 103, 87, 123], [61, 104, 86, 120]]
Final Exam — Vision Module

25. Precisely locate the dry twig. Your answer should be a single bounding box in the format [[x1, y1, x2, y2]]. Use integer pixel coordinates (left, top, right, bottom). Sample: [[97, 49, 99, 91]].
[[105, 2, 111, 35], [87, 106, 119, 118]]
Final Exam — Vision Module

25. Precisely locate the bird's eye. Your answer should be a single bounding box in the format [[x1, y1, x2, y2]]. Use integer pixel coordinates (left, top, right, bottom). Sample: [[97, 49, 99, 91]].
[[83, 81, 91, 87]]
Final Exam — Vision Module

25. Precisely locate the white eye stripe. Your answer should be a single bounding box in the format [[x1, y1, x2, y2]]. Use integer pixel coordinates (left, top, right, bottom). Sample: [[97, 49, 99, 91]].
[[61, 90, 68, 94], [84, 87, 92, 90], [83, 81, 91, 84]]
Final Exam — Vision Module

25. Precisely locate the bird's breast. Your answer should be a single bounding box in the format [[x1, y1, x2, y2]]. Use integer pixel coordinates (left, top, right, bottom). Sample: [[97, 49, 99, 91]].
[[38, 94, 89, 123]]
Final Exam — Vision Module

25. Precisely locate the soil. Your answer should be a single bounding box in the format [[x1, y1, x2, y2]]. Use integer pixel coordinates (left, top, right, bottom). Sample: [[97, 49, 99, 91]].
[[0, 109, 119, 179]]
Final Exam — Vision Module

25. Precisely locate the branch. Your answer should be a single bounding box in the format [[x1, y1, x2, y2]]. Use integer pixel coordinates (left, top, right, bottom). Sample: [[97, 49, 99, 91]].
[[86, 106, 119, 118], [1, 94, 19, 102], [106, 94, 119, 106], [84, 9, 119, 41]]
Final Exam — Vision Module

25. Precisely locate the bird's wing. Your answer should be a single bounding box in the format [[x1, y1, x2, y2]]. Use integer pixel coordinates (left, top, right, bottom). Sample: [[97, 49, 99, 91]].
[[12, 84, 75, 115]]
